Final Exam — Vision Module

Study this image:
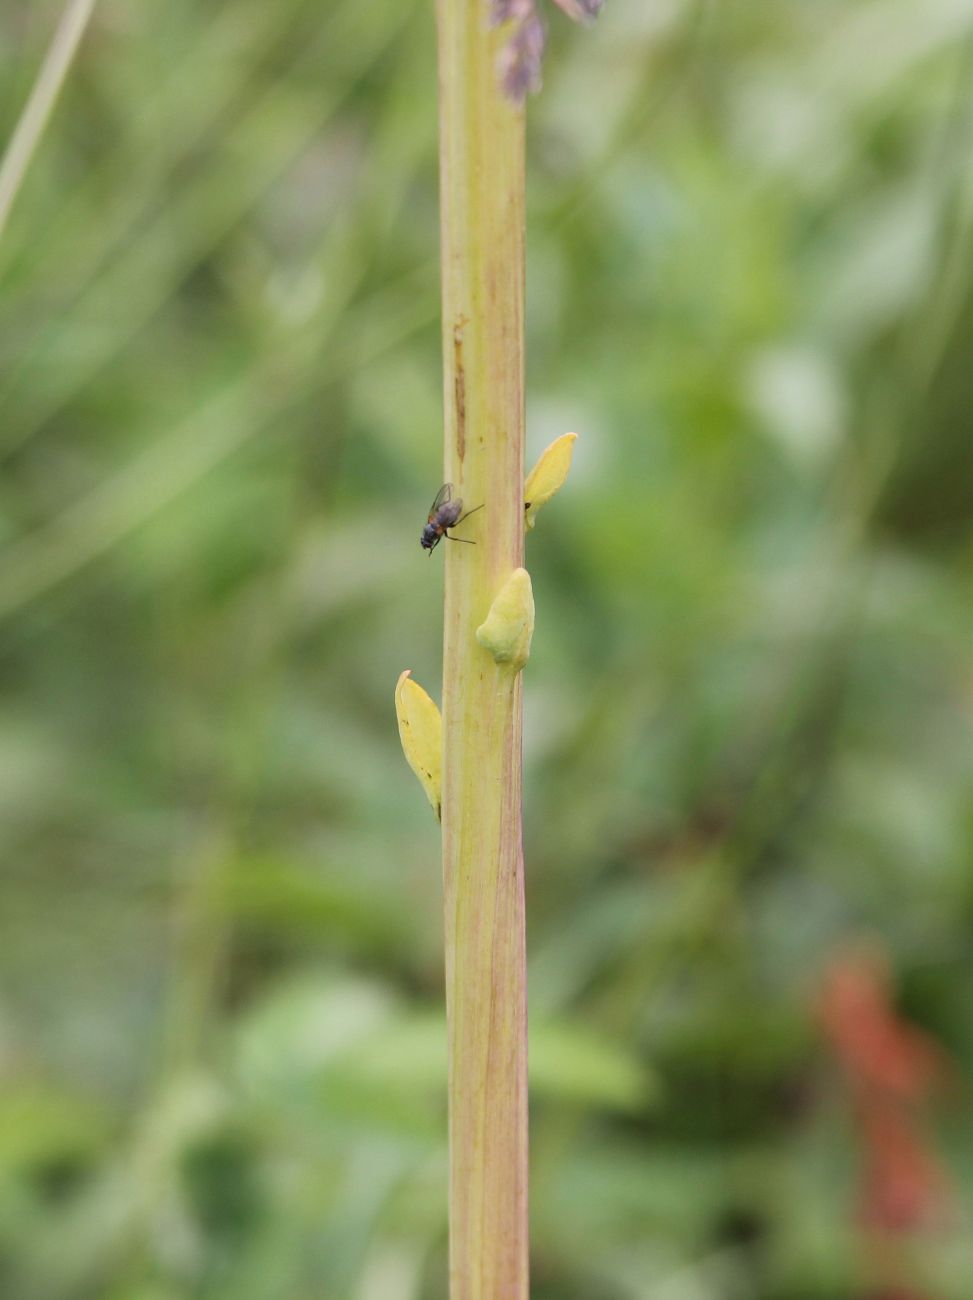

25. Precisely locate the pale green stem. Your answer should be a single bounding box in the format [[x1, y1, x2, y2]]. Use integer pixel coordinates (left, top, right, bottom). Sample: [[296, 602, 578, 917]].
[[436, 5, 528, 1298], [0, 0, 98, 246]]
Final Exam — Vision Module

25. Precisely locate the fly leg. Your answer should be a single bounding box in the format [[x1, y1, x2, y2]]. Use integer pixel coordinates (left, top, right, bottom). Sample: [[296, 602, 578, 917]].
[[455, 503, 484, 526]]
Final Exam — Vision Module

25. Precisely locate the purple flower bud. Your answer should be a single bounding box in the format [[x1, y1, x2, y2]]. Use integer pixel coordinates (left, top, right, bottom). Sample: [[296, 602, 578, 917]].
[[498, 12, 546, 102], [489, 0, 604, 102]]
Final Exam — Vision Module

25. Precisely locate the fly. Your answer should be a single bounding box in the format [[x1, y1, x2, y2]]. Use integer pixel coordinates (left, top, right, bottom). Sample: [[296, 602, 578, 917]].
[[420, 484, 483, 553]]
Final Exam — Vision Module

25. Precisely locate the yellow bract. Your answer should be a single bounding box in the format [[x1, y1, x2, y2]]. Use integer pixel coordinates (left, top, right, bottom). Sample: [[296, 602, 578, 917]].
[[394, 670, 443, 820], [524, 431, 577, 530], [476, 568, 535, 672]]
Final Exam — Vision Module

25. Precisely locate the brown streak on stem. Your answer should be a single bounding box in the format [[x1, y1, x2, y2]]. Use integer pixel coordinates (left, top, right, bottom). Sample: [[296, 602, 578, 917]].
[[453, 315, 468, 461]]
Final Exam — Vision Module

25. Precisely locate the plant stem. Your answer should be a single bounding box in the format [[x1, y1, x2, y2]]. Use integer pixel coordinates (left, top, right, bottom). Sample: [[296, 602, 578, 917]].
[[0, 0, 98, 246], [436, 4, 528, 1298]]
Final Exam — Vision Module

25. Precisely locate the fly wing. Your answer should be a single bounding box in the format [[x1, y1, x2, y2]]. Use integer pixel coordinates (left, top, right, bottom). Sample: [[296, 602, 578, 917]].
[[428, 483, 452, 519]]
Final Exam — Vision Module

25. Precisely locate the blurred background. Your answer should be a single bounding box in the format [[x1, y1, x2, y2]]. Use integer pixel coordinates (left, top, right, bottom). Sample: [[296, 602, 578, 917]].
[[2, 1, 973, 1297]]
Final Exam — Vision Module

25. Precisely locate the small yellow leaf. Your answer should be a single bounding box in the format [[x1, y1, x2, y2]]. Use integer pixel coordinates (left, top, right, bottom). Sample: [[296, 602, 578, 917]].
[[395, 670, 442, 820], [524, 431, 577, 530], [476, 568, 534, 672]]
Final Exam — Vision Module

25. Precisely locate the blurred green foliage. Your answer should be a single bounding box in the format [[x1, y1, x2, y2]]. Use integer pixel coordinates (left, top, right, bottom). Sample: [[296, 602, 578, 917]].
[[2, 0, 973, 1296]]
